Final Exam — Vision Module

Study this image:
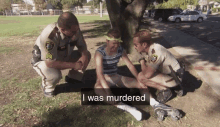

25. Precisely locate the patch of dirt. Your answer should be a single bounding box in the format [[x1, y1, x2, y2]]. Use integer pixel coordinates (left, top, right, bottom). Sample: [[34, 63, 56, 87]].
[[1, 21, 220, 127]]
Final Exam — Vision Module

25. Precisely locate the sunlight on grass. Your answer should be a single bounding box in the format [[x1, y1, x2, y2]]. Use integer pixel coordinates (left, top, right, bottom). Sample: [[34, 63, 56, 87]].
[[0, 77, 19, 89], [0, 15, 109, 37], [0, 46, 15, 54], [35, 105, 142, 127]]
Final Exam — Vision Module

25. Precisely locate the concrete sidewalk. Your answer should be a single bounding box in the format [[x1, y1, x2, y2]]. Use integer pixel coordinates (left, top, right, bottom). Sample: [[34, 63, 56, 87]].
[[152, 22, 220, 96]]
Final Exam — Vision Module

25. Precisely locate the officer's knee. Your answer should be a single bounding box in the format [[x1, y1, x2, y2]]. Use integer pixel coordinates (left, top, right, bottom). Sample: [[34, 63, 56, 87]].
[[46, 73, 62, 84]]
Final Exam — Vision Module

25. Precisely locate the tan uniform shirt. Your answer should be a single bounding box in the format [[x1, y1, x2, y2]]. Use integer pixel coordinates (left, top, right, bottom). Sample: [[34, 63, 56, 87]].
[[140, 43, 180, 74], [35, 23, 86, 62]]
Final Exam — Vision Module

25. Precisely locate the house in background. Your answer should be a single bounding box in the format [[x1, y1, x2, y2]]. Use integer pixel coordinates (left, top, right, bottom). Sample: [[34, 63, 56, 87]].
[[11, 0, 35, 15], [11, 3, 35, 15], [46, 3, 56, 15], [198, 0, 220, 11], [10, 0, 107, 15]]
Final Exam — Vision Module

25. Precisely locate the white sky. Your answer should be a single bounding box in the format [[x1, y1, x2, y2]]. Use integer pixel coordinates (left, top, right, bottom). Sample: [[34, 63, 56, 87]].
[[23, 0, 34, 5]]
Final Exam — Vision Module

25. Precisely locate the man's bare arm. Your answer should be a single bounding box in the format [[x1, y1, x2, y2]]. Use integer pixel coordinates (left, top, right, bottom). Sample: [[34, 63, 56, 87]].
[[140, 60, 156, 79], [121, 50, 139, 78], [45, 59, 82, 70], [95, 51, 110, 89]]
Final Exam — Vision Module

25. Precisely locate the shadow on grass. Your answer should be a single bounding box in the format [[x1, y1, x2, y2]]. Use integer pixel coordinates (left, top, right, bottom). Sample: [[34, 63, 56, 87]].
[[55, 65, 140, 95], [35, 64, 203, 126], [33, 105, 142, 127], [54, 69, 97, 95], [55, 64, 202, 104], [80, 20, 111, 39]]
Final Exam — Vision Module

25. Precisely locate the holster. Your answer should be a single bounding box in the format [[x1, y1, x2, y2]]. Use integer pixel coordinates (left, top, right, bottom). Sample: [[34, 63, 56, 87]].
[[168, 62, 185, 90], [31, 45, 42, 66], [168, 65, 182, 86], [176, 61, 185, 79]]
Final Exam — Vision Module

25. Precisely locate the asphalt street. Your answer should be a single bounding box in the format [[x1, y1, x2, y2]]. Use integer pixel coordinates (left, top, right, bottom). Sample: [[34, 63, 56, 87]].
[[151, 14, 220, 49]]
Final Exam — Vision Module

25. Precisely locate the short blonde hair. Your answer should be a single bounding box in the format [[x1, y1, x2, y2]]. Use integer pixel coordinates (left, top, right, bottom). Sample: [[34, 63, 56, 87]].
[[133, 30, 153, 45]]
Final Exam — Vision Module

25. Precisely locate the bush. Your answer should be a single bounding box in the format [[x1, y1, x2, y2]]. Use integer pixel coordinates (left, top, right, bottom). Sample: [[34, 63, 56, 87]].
[[212, 8, 217, 12], [212, 7, 220, 12]]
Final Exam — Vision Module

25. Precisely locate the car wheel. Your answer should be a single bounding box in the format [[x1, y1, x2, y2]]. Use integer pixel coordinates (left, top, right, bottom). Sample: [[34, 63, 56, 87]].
[[197, 17, 203, 23], [158, 17, 163, 22], [175, 18, 181, 23]]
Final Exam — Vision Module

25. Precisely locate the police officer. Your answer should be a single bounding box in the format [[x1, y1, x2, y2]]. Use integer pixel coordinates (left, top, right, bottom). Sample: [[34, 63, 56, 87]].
[[133, 30, 184, 103], [31, 12, 91, 97]]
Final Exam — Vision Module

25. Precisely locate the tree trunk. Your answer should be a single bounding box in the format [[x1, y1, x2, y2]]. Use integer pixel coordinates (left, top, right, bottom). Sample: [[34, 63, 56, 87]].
[[207, 0, 209, 10], [106, 0, 121, 29], [5, 10, 7, 16], [100, 1, 103, 17], [78, 0, 79, 14], [106, 0, 148, 57]]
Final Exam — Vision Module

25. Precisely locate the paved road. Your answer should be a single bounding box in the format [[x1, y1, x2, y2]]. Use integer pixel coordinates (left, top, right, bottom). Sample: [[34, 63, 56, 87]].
[[147, 15, 220, 49], [174, 15, 220, 49]]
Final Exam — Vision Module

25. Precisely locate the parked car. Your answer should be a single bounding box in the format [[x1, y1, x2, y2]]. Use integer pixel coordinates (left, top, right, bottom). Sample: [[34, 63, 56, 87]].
[[168, 11, 207, 23], [153, 9, 182, 21]]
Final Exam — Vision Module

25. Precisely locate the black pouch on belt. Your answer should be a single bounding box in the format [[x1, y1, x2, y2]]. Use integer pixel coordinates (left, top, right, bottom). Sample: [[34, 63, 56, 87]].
[[31, 45, 42, 65], [176, 61, 185, 78]]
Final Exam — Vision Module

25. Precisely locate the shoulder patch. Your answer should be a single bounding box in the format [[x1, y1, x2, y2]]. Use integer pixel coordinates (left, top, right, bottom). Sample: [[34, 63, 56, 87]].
[[46, 53, 53, 59], [45, 41, 54, 51], [150, 54, 158, 63]]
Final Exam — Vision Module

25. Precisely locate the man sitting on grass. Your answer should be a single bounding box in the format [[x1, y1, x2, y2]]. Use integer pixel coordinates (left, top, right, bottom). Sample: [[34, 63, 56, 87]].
[[94, 29, 182, 121]]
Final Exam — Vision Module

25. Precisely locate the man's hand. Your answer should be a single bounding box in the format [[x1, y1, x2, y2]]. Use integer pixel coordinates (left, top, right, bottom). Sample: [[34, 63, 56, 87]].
[[78, 51, 89, 71], [73, 61, 83, 70]]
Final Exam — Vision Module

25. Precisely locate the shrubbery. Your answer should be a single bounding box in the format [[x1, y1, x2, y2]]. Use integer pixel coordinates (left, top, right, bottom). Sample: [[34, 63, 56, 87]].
[[154, 0, 199, 10], [212, 7, 220, 12]]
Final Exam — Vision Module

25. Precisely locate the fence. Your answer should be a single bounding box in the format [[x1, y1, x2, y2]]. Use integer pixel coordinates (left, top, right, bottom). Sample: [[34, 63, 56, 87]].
[[2, 9, 108, 16]]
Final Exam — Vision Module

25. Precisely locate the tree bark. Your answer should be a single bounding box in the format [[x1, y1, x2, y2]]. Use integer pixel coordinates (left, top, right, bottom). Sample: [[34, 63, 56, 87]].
[[106, 0, 121, 28], [106, 0, 149, 56]]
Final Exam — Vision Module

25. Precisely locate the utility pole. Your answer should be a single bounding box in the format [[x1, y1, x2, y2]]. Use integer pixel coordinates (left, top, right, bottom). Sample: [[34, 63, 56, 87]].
[[207, 0, 209, 10], [25, 3, 29, 15], [100, 1, 102, 17], [77, 0, 79, 15]]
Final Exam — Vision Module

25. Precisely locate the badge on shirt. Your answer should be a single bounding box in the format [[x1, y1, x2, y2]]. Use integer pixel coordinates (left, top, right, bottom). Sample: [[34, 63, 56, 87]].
[[151, 54, 158, 63], [45, 41, 54, 51]]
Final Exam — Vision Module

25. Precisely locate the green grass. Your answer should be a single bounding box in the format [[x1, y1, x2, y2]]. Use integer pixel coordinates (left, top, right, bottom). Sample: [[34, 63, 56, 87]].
[[0, 77, 142, 127], [0, 15, 144, 127], [0, 15, 109, 37], [0, 46, 15, 53]]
